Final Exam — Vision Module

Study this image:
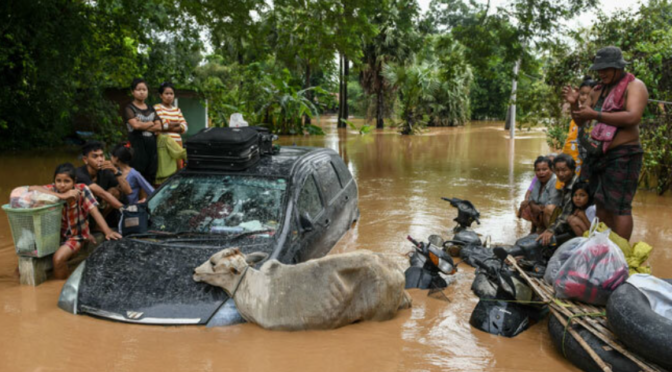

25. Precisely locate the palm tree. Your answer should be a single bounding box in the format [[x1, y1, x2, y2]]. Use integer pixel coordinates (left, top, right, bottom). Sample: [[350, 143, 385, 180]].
[[359, 0, 421, 129]]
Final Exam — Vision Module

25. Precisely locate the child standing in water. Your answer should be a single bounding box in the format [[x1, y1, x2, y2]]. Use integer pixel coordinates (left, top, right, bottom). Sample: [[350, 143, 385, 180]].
[[567, 181, 594, 237], [29, 163, 122, 279], [111, 144, 155, 204]]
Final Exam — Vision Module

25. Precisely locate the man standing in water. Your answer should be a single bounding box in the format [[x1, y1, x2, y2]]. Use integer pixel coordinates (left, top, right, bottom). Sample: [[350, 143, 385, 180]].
[[563, 46, 648, 241]]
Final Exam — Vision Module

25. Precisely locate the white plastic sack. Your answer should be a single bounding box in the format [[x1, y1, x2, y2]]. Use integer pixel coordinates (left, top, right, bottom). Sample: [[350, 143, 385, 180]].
[[544, 236, 587, 285], [31, 191, 59, 206], [229, 113, 248, 127], [554, 223, 629, 305], [627, 274, 672, 319]]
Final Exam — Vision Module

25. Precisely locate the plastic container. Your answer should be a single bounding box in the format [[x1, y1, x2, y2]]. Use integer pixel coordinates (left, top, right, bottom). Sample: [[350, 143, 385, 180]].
[[2, 203, 63, 257]]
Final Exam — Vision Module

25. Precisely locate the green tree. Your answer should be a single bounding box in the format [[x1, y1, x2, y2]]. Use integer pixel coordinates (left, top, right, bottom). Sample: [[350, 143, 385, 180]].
[[0, 0, 203, 149], [359, 0, 421, 129]]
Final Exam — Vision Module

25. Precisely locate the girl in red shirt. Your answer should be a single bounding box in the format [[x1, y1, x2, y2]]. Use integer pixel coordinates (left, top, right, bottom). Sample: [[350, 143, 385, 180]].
[[30, 163, 122, 279]]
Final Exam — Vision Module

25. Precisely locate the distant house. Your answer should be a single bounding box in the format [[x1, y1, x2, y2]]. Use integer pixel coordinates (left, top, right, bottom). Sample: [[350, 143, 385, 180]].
[[104, 88, 209, 138]]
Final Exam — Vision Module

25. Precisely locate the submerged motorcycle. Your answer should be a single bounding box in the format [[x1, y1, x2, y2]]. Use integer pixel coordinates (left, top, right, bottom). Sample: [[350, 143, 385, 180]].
[[404, 235, 457, 290], [469, 247, 547, 338], [441, 197, 489, 257], [502, 232, 572, 277]]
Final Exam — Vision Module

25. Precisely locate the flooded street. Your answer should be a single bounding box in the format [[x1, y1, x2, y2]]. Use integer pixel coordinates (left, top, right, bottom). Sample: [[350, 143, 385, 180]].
[[1, 117, 670, 371]]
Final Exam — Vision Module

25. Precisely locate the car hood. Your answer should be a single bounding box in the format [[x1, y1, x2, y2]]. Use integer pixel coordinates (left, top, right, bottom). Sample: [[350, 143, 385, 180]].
[[76, 237, 274, 325]]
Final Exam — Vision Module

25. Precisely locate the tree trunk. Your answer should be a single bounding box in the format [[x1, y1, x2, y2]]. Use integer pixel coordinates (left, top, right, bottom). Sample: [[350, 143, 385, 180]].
[[337, 54, 345, 128], [305, 64, 312, 125], [343, 56, 349, 120], [376, 87, 384, 129], [505, 57, 522, 138]]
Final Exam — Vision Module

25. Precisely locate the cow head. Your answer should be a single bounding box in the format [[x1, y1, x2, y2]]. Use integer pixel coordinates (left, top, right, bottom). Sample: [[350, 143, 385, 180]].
[[193, 247, 268, 292]]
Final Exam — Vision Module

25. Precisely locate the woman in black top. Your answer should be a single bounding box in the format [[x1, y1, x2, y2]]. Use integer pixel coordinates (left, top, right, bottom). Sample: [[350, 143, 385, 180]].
[[124, 78, 162, 184]]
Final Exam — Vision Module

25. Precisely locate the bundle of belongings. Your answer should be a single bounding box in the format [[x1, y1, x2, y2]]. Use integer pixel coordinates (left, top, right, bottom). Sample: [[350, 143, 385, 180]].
[[583, 222, 652, 275], [9, 186, 60, 209], [544, 219, 628, 305], [544, 219, 652, 306]]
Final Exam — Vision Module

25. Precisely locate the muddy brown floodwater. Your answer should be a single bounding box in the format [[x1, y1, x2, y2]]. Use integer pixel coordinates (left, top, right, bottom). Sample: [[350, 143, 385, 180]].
[[0, 117, 670, 372]]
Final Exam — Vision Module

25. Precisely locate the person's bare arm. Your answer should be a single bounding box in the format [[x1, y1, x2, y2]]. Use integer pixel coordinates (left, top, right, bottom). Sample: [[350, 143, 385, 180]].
[[28, 186, 77, 200], [572, 80, 649, 128], [128, 117, 157, 131], [576, 210, 591, 227], [145, 118, 163, 133], [89, 207, 122, 240], [166, 121, 184, 133], [116, 175, 132, 195], [101, 161, 132, 195], [566, 88, 597, 126], [88, 183, 124, 209]]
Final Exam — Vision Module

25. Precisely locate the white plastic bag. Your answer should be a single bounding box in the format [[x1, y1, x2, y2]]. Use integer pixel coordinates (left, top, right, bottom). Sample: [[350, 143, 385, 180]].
[[553, 221, 629, 305], [229, 113, 248, 127], [31, 191, 59, 207], [544, 236, 587, 285], [9, 187, 59, 208]]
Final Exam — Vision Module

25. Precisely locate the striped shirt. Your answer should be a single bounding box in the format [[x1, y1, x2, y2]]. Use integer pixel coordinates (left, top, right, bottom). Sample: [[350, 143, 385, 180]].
[[154, 104, 188, 144]]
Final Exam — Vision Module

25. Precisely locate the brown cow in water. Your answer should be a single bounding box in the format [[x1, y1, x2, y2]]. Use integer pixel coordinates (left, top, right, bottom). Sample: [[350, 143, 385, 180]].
[[193, 248, 412, 331]]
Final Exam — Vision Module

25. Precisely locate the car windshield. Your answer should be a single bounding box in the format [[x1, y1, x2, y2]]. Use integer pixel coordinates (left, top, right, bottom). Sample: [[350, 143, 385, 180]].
[[148, 174, 287, 236]]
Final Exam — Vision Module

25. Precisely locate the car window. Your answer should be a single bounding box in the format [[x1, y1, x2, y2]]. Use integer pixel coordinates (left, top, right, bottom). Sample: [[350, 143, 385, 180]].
[[147, 175, 287, 235], [331, 157, 352, 187], [298, 176, 323, 220], [316, 161, 342, 201]]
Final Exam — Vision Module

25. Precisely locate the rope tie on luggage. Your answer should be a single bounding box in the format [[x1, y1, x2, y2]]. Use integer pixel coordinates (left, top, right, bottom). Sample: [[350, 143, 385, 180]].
[[561, 311, 607, 357], [230, 265, 250, 299]]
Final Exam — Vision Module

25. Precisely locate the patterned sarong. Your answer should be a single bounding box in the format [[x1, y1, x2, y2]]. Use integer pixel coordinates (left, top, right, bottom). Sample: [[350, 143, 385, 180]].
[[586, 144, 643, 216]]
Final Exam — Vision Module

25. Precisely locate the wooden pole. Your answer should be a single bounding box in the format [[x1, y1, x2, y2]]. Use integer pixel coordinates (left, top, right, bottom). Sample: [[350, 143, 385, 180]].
[[550, 309, 612, 372]]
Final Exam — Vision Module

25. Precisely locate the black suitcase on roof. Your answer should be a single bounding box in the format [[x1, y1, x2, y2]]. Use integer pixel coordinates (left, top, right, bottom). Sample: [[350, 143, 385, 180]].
[[186, 127, 260, 171]]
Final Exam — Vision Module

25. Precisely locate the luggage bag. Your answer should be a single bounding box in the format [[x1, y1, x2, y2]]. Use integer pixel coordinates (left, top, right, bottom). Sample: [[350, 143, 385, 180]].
[[186, 127, 261, 171]]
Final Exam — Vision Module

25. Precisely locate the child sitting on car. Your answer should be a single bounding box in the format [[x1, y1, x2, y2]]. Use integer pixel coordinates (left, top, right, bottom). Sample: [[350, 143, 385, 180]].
[[29, 163, 122, 279]]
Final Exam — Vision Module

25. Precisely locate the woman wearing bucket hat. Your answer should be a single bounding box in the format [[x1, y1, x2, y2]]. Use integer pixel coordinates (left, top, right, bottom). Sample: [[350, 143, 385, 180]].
[[561, 46, 649, 241]]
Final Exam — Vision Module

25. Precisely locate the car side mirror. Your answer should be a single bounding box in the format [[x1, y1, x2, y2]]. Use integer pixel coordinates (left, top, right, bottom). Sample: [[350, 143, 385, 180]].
[[299, 212, 314, 232]]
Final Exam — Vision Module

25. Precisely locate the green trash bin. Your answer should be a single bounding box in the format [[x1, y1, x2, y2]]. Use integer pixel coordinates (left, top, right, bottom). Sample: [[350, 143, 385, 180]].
[[2, 203, 64, 257]]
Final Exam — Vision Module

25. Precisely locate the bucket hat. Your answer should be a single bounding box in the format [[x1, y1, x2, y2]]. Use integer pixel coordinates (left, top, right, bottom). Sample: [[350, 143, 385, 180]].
[[589, 46, 628, 70]]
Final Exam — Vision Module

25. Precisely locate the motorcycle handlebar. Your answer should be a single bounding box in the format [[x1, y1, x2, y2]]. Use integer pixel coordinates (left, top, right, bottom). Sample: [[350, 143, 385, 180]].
[[406, 235, 422, 249]]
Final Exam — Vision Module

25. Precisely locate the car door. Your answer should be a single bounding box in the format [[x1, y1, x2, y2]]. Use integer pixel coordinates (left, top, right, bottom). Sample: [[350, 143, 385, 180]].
[[312, 159, 349, 256], [292, 173, 327, 262], [330, 154, 358, 225]]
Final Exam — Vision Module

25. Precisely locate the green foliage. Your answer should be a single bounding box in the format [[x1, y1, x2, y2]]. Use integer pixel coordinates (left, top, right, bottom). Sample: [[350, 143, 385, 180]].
[[545, 121, 570, 151], [359, 0, 422, 127], [420, 35, 473, 126], [342, 119, 372, 135], [382, 62, 434, 134], [544, 0, 672, 192], [0, 0, 202, 149], [640, 115, 672, 195], [1, 0, 669, 152], [194, 58, 323, 135]]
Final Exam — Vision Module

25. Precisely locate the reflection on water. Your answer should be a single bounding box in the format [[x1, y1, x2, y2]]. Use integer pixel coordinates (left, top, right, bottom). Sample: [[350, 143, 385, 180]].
[[0, 117, 670, 371]]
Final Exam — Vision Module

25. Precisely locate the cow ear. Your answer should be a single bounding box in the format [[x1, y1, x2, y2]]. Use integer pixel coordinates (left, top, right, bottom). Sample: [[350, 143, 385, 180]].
[[245, 252, 268, 266], [230, 266, 240, 275]]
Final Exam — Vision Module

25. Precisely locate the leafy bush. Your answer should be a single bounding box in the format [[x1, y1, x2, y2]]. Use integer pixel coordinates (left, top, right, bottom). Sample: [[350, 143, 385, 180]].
[[640, 113, 672, 195], [545, 121, 570, 151]]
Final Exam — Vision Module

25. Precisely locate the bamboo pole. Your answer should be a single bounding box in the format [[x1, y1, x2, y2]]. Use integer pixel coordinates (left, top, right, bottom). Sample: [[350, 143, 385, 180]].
[[550, 308, 612, 372], [508, 257, 661, 372]]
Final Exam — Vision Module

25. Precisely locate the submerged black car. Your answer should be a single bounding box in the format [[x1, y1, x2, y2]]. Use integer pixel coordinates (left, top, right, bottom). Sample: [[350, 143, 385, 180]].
[[58, 146, 359, 326]]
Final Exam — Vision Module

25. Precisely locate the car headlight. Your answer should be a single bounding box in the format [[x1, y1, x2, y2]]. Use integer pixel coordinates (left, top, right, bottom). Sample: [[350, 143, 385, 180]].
[[58, 261, 86, 314], [206, 298, 246, 328]]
